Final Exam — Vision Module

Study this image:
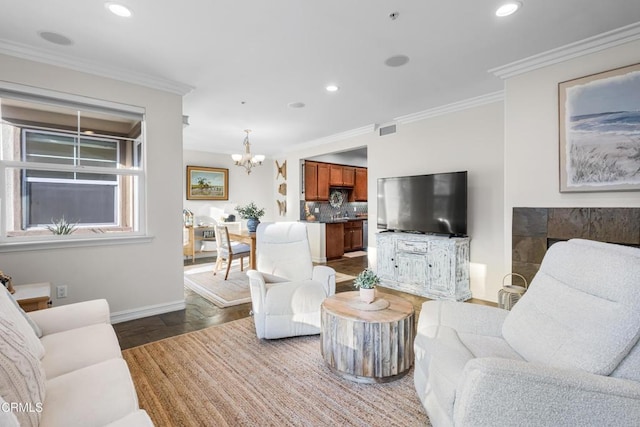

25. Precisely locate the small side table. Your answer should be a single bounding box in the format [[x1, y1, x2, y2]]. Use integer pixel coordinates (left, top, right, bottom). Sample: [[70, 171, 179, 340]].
[[13, 282, 51, 312], [321, 291, 415, 383]]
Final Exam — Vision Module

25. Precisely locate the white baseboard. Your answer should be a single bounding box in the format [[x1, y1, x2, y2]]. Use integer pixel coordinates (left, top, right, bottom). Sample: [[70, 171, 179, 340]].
[[110, 299, 186, 324], [311, 255, 328, 263]]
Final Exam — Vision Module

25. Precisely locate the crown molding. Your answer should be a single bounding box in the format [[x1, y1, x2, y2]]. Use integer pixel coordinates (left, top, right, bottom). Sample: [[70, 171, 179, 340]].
[[287, 124, 376, 153], [490, 22, 640, 79], [395, 91, 504, 125], [0, 39, 194, 96]]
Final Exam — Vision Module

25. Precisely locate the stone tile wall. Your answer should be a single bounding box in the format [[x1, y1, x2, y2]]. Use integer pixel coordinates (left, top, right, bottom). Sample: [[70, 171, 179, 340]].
[[512, 207, 640, 284]]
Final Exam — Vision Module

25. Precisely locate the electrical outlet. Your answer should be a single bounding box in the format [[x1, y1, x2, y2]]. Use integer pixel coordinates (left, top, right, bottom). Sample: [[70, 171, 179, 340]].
[[314, 208, 319, 213], [354, 207, 357, 211], [56, 285, 68, 299]]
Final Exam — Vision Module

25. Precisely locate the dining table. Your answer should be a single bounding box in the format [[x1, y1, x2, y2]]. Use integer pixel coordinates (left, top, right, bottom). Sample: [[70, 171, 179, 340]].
[[228, 230, 257, 269]]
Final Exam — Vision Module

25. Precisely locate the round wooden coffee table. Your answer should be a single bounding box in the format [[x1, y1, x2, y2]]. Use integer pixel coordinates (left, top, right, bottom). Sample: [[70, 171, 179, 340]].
[[320, 291, 415, 383]]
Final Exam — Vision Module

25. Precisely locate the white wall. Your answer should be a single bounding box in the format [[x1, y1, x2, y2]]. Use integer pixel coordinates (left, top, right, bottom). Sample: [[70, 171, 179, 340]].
[[285, 101, 505, 301], [0, 54, 185, 319], [183, 150, 277, 227], [504, 39, 640, 271]]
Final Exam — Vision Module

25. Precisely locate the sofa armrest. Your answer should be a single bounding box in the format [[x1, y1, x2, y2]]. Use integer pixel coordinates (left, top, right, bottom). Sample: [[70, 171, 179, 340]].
[[312, 265, 336, 296], [27, 299, 110, 336], [454, 358, 640, 426], [417, 300, 508, 338]]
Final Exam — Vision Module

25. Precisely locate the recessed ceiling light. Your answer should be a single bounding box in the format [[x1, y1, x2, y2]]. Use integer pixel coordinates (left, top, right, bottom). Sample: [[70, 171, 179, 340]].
[[38, 31, 73, 46], [384, 55, 410, 67], [288, 102, 306, 109], [326, 85, 339, 92], [105, 2, 132, 18], [496, 2, 521, 17]]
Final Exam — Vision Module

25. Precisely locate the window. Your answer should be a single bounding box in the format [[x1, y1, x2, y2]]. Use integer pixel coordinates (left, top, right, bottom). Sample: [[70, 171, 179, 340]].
[[0, 84, 146, 244]]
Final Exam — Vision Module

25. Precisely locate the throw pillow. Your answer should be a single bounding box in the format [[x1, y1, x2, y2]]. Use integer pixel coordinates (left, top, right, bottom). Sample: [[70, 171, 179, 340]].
[[0, 286, 45, 359], [0, 314, 45, 427], [6, 292, 43, 338], [0, 395, 20, 427]]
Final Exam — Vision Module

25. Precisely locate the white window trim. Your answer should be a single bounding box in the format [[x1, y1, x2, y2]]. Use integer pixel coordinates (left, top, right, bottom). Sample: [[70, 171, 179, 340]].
[[0, 81, 148, 250]]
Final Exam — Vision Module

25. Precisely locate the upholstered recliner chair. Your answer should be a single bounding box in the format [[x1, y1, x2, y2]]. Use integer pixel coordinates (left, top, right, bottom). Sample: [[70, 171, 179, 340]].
[[247, 222, 336, 339], [414, 238, 640, 426]]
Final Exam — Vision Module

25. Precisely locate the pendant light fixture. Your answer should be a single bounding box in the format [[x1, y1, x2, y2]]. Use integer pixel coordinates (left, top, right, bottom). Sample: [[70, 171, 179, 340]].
[[231, 129, 265, 174]]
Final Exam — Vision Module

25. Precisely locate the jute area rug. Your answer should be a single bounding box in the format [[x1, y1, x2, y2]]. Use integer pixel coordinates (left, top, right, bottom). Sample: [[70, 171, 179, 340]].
[[123, 317, 430, 427], [184, 262, 356, 308]]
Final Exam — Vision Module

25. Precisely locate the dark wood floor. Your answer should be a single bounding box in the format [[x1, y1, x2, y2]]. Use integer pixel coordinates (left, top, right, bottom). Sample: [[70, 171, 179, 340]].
[[114, 253, 493, 350]]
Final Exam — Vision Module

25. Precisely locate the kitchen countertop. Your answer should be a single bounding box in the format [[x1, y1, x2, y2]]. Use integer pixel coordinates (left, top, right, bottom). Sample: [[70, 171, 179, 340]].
[[301, 217, 367, 224]]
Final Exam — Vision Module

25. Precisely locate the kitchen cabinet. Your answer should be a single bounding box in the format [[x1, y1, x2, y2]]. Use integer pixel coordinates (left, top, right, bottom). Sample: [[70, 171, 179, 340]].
[[326, 222, 345, 260], [353, 167, 367, 201], [305, 161, 365, 201], [343, 220, 363, 252], [304, 161, 329, 201], [304, 162, 318, 200], [376, 232, 471, 301], [317, 163, 330, 200], [329, 164, 355, 187], [342, 166, 355, 186]]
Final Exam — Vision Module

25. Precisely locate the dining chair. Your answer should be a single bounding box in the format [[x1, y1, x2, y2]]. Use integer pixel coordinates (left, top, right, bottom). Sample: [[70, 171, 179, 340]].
[[213, 225, 250, 280]]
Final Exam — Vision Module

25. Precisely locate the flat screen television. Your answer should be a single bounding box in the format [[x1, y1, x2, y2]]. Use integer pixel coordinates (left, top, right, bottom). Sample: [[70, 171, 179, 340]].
[[377, 171, 467, 236]]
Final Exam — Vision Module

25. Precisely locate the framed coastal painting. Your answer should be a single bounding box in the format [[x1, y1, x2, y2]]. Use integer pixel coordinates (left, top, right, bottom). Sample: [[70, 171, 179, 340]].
[[186, 166, 229, 200], [559, 63, 640, 192]]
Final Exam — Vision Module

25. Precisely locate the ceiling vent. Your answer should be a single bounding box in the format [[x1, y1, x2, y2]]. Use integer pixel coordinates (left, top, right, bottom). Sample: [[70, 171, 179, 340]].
[[379, 124, 396, 136]]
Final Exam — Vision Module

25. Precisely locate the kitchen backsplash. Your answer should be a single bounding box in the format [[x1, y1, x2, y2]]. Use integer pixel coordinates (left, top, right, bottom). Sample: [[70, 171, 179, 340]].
[[300, 197, 368, 222]]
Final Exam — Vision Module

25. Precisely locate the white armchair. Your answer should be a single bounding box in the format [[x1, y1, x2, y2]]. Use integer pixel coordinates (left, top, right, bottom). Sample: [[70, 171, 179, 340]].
[[247, 222, 336, 339], [414, 238, 640, 426]]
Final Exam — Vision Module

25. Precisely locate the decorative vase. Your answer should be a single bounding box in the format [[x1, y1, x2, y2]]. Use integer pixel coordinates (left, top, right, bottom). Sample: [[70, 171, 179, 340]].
[[359, 287, 376, 304], [247, 217, 260, 232]]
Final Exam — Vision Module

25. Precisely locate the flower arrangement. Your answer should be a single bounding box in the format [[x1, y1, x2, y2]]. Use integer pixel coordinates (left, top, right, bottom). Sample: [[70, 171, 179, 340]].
[[353, 268, 380, 290], [235, 202, 265, 219]]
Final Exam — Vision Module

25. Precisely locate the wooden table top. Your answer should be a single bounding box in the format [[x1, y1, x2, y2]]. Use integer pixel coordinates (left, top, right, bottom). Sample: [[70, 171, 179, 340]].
[[322, 291, 414, 323]]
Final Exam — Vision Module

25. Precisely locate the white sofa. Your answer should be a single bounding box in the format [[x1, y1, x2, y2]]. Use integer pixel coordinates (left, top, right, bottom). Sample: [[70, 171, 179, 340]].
[[0, 286, 153, 427], [414, 238, 640, 426]]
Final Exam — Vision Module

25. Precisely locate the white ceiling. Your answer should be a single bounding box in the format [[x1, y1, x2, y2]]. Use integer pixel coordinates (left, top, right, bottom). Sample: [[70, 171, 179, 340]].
[[1, 1, 639, 156]]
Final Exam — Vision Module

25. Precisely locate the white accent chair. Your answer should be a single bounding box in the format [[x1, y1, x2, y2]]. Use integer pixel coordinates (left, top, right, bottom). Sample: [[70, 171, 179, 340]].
[[247, 222, 336, 339], [213, 225, 250, 280], [414, 238, 640, 426]]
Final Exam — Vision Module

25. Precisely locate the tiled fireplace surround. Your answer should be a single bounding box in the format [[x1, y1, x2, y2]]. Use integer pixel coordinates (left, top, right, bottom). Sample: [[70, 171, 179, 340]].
[[512, 207, 640, 285]]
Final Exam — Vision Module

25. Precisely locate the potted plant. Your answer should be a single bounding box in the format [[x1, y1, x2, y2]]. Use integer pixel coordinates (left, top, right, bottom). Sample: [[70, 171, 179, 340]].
[[235, 202, 265, 232], [353, 268, 380, 303], [47, 216, 78, 235]]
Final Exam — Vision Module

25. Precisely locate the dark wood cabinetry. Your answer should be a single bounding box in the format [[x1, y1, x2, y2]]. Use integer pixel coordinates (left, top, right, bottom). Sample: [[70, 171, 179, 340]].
[[304, 161, 330, 201], [317, 163, 330, 200], [305, 161, 366, 202], [343, 220, 364, 252], [353, 168, 367, 201], [304, 161, 318, 200], [326, 222, 345, 260], [329, 164, 355, 187], [342, 166, 355, 187]]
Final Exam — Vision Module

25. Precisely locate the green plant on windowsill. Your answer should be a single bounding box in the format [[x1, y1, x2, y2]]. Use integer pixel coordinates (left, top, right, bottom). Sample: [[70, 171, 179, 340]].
[[353, 268, 380, 290], [235, 202, 265, 220], [47, 216, 78, 235]]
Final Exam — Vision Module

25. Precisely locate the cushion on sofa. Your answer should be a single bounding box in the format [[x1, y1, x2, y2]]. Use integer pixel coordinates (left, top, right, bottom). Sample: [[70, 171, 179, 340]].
[[40, 358, 140, 427], [503, 239, 640, 375], [40, 323, 123, 379], [0, 314, 45, 427], [0, 285, 45, 359], [0, 395, 20, 427]]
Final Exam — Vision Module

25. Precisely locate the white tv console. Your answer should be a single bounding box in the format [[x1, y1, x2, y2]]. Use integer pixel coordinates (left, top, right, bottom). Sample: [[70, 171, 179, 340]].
[[376, 231, 471, 301]]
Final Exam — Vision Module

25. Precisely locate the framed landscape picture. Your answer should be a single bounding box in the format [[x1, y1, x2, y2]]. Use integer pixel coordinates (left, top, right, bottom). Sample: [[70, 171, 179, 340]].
[[559, 63, 640, 192], [186, 166, 229, 200]]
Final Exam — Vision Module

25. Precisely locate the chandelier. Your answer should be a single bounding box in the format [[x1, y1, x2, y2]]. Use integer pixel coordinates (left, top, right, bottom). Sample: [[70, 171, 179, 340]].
[[231, 129, 265, 174]]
